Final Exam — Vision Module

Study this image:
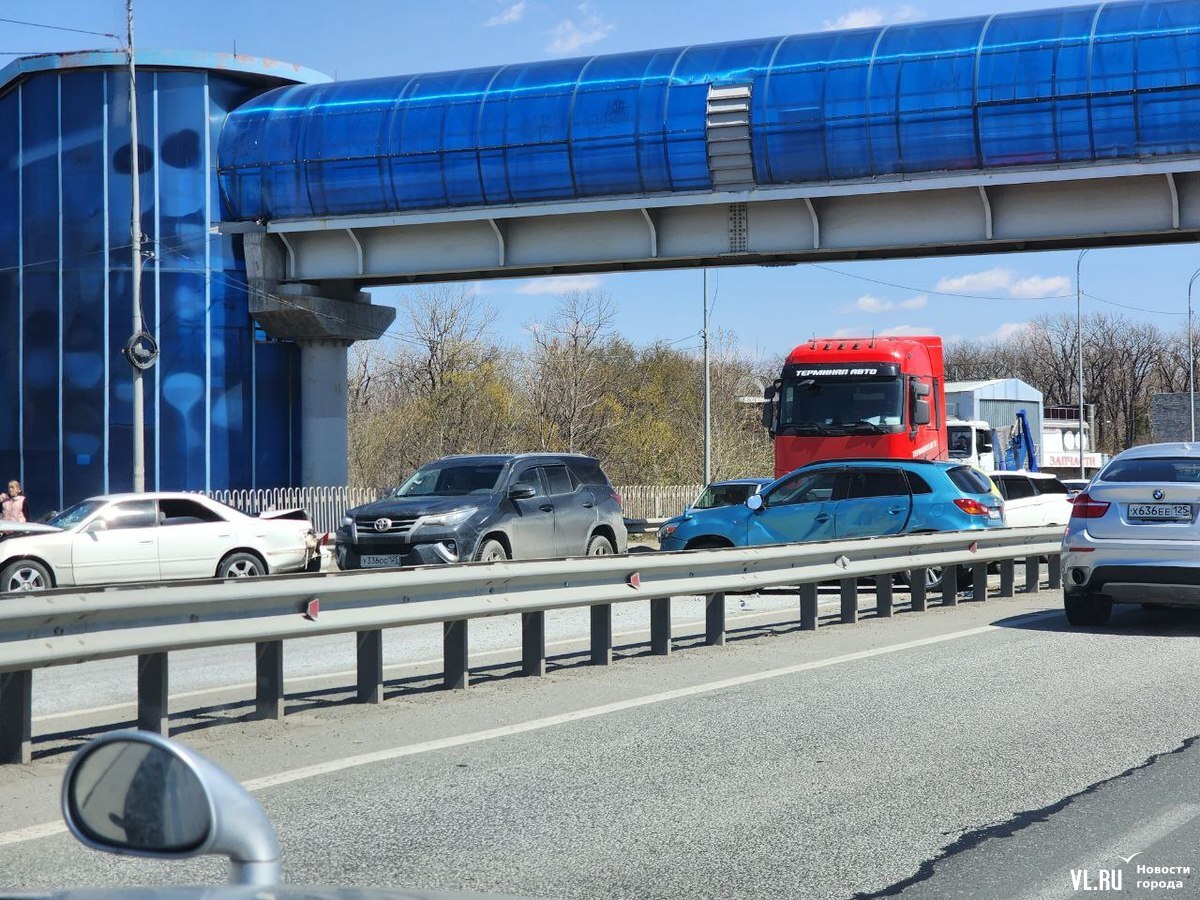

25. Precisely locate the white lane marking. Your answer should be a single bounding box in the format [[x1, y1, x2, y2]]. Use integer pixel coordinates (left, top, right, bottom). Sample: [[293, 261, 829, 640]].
[[0, 610, 1053, 848], [33, 601, 842, 724], [0, 820, 68, 847], [1024, 803, 1200, 900], [241, 612, 1054, 790]]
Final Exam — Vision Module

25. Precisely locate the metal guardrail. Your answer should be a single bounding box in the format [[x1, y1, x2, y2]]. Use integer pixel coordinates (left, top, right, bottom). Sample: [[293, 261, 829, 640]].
[[0, 526, 1064, 764]]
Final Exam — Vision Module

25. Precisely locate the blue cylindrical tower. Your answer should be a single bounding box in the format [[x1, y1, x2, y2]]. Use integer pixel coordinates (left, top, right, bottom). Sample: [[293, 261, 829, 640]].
[[0, 51, 327, 514]]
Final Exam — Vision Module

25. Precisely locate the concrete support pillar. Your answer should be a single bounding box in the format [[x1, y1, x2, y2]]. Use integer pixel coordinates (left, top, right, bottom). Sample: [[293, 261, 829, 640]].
[[299, 340, 350, 487]]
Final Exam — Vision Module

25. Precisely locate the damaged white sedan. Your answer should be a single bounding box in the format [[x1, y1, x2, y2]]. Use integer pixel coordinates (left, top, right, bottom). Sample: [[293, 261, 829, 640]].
[[0, 493, 319, 592]]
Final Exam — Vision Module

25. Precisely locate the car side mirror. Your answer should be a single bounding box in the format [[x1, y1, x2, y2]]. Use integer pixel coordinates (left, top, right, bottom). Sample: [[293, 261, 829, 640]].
[[745, 493, 764, 512], [86, 519, 108, 533], [912, 399, 931, 426], [63, 731, 280, 887], [508, 483, 536, 501]]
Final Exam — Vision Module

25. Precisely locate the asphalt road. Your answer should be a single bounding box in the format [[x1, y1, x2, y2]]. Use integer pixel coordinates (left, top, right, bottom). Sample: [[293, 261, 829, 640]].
[[4, 589, 1200, 900]]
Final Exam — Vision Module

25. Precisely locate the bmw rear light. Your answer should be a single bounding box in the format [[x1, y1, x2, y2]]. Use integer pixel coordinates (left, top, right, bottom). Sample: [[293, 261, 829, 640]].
[[953, 498, 989, 516], [610, 489, 622, 509], [1071, 492, 1110, 519]]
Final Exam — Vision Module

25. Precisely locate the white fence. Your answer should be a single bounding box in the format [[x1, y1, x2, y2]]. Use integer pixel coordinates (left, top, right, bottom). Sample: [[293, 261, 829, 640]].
[[206, 484, 704, 534]]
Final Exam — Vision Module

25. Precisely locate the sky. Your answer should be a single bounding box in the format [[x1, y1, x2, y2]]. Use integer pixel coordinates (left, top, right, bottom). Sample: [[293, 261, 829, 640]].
[[2, 0, 1197, 363]]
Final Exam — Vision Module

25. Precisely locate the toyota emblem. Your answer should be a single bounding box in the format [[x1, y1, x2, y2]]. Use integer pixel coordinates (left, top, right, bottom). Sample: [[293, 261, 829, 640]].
[[1153, 489, 1165, 501], [373, 517, 392, 532]]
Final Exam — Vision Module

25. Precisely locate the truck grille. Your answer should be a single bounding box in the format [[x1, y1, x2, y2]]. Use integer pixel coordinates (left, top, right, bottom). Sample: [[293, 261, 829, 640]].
[[355, 516, 419, 536]]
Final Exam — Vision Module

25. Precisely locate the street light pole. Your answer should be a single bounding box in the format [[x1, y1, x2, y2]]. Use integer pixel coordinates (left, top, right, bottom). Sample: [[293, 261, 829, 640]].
[[1075, 249, 1089, 480], [1188, 269, 1199, 442], [127, 0, 145, 492], [702, 269, 712, 484]]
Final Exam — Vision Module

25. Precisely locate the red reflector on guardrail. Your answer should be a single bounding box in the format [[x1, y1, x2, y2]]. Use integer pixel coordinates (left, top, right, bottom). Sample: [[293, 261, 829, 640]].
[[627, 572, 640, 589], [969, 541, 978, 553], [304, 598, 320, 620]]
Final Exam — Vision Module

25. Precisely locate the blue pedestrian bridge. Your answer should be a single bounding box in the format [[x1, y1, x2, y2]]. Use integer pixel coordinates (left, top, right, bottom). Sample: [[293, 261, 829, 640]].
[[218, 0, 1200, 286]]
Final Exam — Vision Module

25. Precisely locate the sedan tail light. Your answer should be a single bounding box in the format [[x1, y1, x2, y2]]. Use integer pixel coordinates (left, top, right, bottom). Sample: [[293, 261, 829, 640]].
[[1071, 492, 1111, 519], [954, 498, 990, 516]]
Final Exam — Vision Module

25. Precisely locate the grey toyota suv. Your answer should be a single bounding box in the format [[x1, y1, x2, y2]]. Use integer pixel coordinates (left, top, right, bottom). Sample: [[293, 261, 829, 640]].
[[336, 453, 628, 569]]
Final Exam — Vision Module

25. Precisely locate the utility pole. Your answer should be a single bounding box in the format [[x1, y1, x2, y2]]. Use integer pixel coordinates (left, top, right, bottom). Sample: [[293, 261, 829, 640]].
[[1188, 268, 1199, 442], [125, 0, 148, 492], [702, 269, 712, 485], [1075, 249, 1089, 480]]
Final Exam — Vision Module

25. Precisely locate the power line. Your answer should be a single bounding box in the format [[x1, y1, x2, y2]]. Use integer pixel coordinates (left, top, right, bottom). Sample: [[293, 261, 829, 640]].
[[1082, 291, 1184, 317], [810, 262, 1073, 301], [0, 15, 121, 42]]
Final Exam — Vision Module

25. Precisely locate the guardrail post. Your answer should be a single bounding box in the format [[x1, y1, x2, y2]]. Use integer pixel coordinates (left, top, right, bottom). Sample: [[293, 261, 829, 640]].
[[356, 630, 383, 703], [800, 583, 819, 630], [650, 598, 672, 655], [137, 652, 169, 735], [0, 670, 32, 765], [255, 641, 284, 719], [591, 604, 613, 665], [1024, 556, 1040, 592], [941, 566, 959, 607], [444, 620, 469, 690], [999, 559, 1016, 597], [706, 593, 726, 646], [1047, 553, 1063, 590], [522, 611, 546, 676], [840, 579, 858, 624], [909, 571, 927, 612], [972, 563, 988, 601], [876, 575, 893, 618]]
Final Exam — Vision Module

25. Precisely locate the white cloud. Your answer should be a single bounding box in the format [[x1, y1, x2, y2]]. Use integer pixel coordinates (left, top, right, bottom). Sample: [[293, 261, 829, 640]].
[[850, 293, 928, 313], [935, 267, 1015, 294], [823, 5, 920, 31], [547, 4, 614, 54], [831, 324, 931, 337], [1009, 275, 1071, 299], [824, 7, 885, 29], [935, 267, 1071, 299], [516, 274, 605, 295], [855, 293, 891, 313], [486, 1, 526, 26], [986, 322, 1031, 342]]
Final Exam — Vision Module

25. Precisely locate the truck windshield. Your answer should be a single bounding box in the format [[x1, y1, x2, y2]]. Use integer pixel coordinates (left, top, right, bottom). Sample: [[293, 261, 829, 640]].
[[778, 377, 903, 434]]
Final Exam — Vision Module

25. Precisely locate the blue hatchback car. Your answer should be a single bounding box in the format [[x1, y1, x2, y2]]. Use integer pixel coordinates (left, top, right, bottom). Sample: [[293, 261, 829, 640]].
[[658, 459, 1005, 551]]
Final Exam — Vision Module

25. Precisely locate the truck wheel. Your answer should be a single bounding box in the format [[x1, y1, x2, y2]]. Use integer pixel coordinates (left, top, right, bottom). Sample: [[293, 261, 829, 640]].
[[1064, 593, 1112, 627], [1, 560, 52, 593], [475, 539, 509, 562]]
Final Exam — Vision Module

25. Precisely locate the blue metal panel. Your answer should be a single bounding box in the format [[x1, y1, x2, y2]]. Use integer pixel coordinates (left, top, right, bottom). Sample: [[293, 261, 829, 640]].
[[218, 0, 1200, 222], [0, 90, 19, 491], [21, 74, 61, 513]]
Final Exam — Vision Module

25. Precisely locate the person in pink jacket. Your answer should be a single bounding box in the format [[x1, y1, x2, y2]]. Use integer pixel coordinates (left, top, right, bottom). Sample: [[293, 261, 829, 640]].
[[1, 480, 26, 523]]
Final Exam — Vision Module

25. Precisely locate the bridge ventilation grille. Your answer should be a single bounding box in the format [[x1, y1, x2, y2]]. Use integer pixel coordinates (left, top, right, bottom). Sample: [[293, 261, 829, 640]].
[[706, 83, 755, 191]]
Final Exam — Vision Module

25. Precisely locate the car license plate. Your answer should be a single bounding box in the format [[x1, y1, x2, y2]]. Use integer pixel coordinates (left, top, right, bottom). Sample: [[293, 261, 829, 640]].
[[360, 554, 402, 568], [1128, 503, 1193, 521]]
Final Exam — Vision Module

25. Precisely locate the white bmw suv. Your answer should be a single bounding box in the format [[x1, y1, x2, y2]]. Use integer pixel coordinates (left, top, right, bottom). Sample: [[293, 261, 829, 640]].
[[1061, 443, 1200, 626]]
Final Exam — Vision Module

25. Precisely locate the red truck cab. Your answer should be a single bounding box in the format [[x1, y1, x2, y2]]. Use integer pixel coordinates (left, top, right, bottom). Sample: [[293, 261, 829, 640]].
[[762, 336, 947, 477]]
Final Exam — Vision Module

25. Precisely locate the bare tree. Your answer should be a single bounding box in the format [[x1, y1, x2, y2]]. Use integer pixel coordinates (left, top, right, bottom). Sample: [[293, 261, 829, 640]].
[[524, 291, 618, 454]]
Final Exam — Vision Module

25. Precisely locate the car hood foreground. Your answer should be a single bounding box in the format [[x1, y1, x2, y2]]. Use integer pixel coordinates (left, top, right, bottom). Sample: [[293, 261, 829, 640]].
[[0, 522, 62, 540]]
